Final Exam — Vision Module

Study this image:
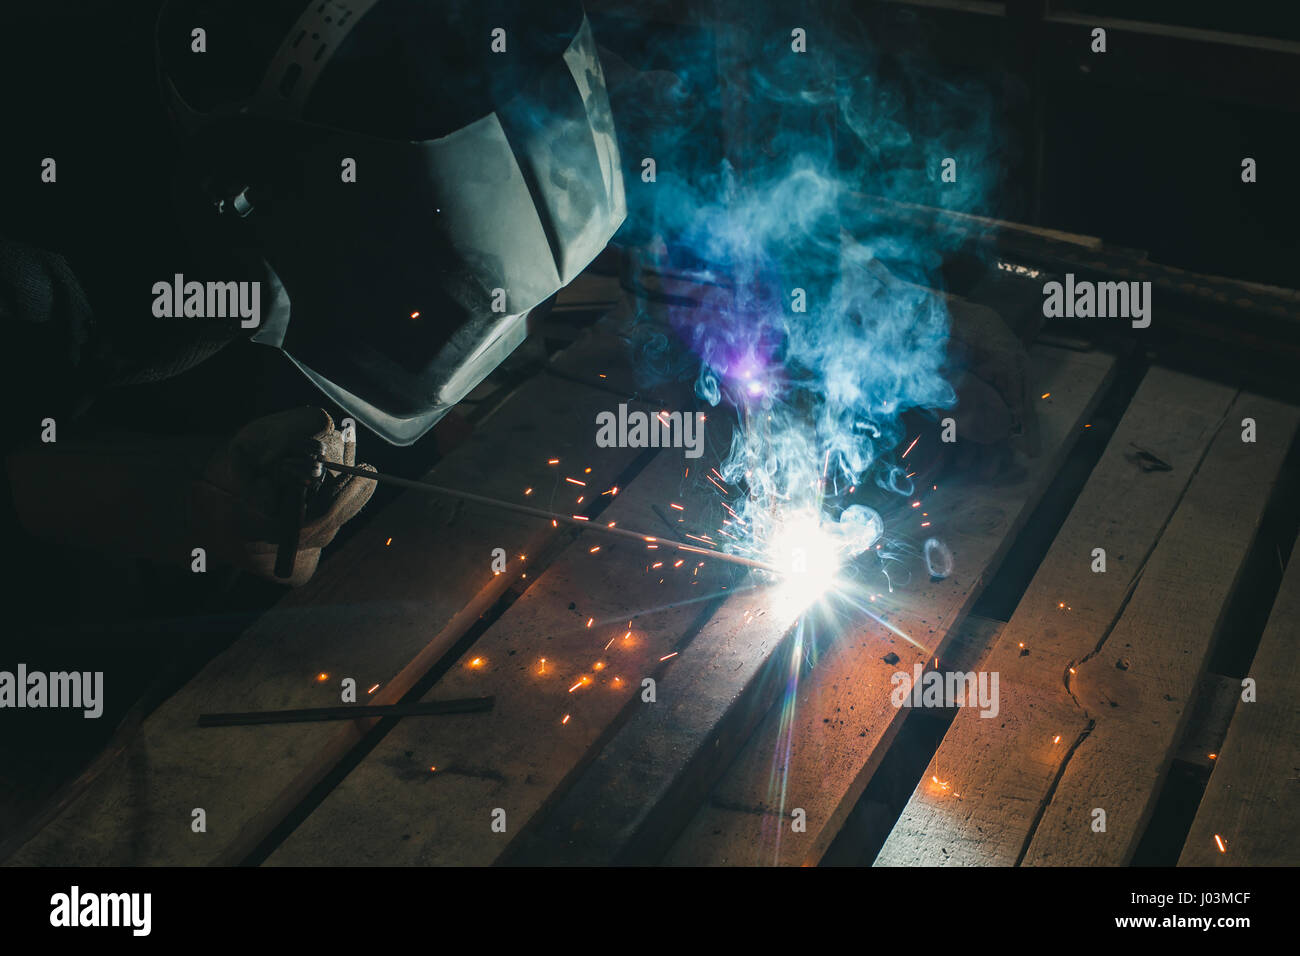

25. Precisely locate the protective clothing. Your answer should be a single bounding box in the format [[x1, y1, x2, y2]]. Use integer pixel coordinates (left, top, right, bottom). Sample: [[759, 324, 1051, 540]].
[[195, 406, 376, 586]]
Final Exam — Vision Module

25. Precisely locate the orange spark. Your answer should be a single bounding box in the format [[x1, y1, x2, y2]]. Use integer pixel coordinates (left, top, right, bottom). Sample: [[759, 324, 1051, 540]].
[[1214, 834, 1227, 853], [660, 652, 678, 661]]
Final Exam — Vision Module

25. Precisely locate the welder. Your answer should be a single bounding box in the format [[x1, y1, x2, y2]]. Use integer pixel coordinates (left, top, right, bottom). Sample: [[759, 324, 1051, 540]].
[[1, 0, 1031, 598], [2, 0, 625, 586]]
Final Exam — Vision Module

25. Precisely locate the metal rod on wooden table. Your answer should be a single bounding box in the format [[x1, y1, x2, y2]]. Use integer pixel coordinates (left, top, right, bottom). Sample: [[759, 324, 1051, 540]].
[[316, 458, 781, 574]]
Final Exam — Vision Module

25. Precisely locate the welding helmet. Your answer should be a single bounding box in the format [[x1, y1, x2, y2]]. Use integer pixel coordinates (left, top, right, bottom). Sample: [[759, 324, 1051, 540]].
[[156, 0, 625, 444]]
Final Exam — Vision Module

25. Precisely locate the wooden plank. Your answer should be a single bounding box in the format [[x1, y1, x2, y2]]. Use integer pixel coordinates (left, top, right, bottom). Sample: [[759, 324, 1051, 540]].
[[510, 346, 1112, 866], [1020, 393, 1297, 865], [4, 337, 663, 866], [265, 448, 735, 865], [661, 347, 1114, 866], [877, 384, 1296, 866], [1180, 534, 1300, 867]]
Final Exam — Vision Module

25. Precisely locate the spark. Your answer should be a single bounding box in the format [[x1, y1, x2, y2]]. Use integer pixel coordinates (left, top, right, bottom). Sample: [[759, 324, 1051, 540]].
[[1041, 392, 1051, 399], [410, 311, 420, 319], [562, 714, 570, 725], [670, 503, 685, 511], [316, 672, 329, 682], [385, 537, 392, 546], [469, 657, 484, 669], [586, 617, 594, 628], [1214, 834, 1227, 853], [368, 683, 380, 695], [901, 435, 920, 458], [566, 477, 586, 486], [660, 652, 678, 661], [589, 546, 601, 553], [547, 459, 559, 465], [524, 488, 533, 495]]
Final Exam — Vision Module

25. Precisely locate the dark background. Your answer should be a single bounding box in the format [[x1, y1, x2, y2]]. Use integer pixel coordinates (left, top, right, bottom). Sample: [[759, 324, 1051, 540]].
[[1, 0, 1296, 854]]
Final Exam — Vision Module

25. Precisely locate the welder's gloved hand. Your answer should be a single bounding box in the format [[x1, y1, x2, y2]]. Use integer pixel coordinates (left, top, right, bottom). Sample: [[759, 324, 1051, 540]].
[[193, 407, 376, 586]]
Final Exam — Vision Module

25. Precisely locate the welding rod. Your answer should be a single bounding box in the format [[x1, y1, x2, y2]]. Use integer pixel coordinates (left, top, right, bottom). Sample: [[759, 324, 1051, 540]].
[[199, 696, 495, 727], [317, 457, 782, 574]]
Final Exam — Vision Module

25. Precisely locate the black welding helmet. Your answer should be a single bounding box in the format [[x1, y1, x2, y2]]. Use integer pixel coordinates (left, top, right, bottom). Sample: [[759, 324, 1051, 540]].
[[156, 0, 625, 444]]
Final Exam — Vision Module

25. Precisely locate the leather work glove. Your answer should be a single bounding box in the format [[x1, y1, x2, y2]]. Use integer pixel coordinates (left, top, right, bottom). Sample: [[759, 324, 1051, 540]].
[[193, 407, 377, 586]]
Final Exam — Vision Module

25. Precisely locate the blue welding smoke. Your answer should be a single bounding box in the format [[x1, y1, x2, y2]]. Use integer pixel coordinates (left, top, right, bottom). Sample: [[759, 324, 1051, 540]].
[[600, 3, 1001, 562]]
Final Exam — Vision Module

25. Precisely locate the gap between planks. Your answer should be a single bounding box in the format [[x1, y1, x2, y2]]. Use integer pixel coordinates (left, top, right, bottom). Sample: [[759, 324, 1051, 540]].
[[1179, 528, 1300, 867]]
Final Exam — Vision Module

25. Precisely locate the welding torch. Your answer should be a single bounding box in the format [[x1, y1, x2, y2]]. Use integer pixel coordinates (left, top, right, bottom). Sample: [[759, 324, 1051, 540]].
[[272, 454, 782, 578]]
